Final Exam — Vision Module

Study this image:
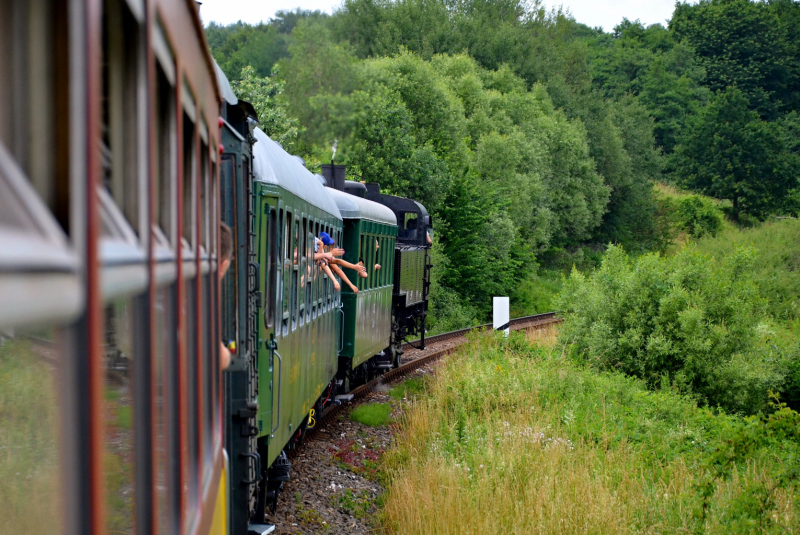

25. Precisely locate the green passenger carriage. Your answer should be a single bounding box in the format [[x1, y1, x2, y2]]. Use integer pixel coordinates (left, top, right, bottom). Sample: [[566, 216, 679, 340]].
[[325, 188, 399, 384], [251, 128, 344, 511]]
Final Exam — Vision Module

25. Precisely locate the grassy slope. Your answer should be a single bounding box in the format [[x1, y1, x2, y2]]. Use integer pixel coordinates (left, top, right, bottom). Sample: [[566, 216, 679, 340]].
[[382, 330, 799, 534], [694, 218, 800, 324]]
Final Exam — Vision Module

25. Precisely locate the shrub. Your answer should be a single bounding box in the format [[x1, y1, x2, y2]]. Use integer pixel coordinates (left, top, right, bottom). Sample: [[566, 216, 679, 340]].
[[695, 218, 800, 322], [556, 244, 782, 413], [674, 195, 724, 237]]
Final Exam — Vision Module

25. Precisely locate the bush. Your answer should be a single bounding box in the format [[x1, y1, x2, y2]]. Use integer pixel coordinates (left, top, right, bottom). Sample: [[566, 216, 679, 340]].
[[674, 195, 724, 237], [556, 244, 783, 414], [655, 185, 726, 240], [695, 218, 800, 322], [509, 270, 563, 317], [383, 333, 800, 534]]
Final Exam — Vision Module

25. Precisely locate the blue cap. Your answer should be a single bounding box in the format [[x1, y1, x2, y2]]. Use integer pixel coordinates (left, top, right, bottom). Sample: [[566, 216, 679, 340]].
[[319, 232, 334, 245]]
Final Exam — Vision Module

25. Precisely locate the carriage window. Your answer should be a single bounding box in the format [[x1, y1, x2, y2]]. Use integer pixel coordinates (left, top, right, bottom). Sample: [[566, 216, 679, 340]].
[[155, 63, 176, 245], [284, 212, 291, 262], [199, 143, 209, 254], [0, 0, 69, 231], [265, 207, 277, 329], [210, 157, 218, 260], [102, 295, 147, 534], [184, 275, 199, 509], [201, 273, 214, 467], [306, 227, 313, 322], [154, 284, 180, 534], [0, 324, 64, 533], [281, 210, 289, 335], [358, 235, 365, 291], [182, 111, 196, 250], [292, 218, 299, 331], [299, 217, 307, 326], [101, 0, 142, 234]]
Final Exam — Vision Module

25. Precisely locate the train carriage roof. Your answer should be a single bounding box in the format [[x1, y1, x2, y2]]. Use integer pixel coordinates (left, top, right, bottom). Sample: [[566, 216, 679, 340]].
[[326, 187, 398, 226], [214, 61, 238, 105], [252, 128, 342, 220]]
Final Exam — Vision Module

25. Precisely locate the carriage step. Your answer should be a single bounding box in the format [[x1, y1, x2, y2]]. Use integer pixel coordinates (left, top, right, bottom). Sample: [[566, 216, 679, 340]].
[[335, 394, 354, 403], [248, 524, 275, 534]]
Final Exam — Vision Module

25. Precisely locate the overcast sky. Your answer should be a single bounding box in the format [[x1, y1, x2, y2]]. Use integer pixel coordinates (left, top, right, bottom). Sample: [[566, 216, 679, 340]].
[[200, 0, 688, 33]]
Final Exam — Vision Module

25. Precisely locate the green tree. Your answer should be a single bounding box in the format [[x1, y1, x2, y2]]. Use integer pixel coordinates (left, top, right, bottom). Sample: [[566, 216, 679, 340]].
[[231, 66, 300, 149], [670, 0, 799, 118], [673, 87, 798, 220]]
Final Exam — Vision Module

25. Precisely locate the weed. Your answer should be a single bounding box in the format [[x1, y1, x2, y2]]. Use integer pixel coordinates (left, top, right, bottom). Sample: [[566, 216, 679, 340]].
[[333, 489, 374, 519], [389, 377, 426, 400], [350, 403, 391, 427]]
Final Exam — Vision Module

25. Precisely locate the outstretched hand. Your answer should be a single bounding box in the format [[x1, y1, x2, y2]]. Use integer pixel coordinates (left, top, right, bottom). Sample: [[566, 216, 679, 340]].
[[331, 247, 345, 257]]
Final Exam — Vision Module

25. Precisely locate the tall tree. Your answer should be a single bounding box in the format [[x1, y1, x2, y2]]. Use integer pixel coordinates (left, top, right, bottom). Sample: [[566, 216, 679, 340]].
[[673, 87, 797, 220], [670, 0, 798, 118]]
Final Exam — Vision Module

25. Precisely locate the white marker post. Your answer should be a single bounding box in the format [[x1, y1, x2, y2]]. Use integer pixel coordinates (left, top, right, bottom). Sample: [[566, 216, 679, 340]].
[[493, 296, 510, 337]]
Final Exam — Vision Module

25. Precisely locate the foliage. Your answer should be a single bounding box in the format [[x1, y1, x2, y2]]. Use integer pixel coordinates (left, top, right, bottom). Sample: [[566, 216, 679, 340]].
[[670, 194, 725, 238], [206, 0, 800, 325], [694, 395, 800, 531], [350, 402, 392, 427], [509, 270, 563, 318], [672, 87, 799, 220], [382, 332, 800, 533], [230, 66, 299, 150], [557, 244, 790, 414], [388, 377, 426, 401], [694, 218, 800, 323], [670, 0, 800, 118]]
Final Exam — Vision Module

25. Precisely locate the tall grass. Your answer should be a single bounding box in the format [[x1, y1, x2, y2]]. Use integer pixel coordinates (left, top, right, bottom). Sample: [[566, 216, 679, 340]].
[[694, 218, 800, 323], [382, 332, 799, 534]]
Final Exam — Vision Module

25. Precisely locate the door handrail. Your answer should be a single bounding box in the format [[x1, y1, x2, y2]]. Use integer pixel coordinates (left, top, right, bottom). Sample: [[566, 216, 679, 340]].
[[270, 345, 283, 438]]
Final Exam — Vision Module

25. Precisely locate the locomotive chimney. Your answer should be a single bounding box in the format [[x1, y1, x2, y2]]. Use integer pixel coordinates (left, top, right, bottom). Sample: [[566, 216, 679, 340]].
[[321, 164, 346, 191]]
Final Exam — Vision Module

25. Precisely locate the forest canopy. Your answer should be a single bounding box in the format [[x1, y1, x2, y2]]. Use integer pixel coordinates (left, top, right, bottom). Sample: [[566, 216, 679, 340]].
[[206, 0, 800, 325]]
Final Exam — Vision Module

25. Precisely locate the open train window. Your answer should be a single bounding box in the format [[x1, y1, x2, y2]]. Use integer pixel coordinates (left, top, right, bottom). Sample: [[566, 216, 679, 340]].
[[292, 218, 299, 331], [154, 60, 176, 249], [181, 110, 196, 253], [265, 206, 277, 329], [306, 222, 313, 324], [101, 0, 144, 236], [282, 210, 291, 335]]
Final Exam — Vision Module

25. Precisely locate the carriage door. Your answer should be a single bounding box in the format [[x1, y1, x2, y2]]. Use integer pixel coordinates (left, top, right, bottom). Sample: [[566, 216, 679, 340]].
[[256, 193, 281, 442]]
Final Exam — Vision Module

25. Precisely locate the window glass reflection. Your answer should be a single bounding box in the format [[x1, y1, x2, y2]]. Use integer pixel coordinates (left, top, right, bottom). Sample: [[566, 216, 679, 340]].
[[103, 299, 138, 533], [0, 327, 62, 535]]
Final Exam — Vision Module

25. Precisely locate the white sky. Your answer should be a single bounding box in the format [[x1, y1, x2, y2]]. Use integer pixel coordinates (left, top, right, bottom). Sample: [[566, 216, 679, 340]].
[[199, 0, 687, 33]]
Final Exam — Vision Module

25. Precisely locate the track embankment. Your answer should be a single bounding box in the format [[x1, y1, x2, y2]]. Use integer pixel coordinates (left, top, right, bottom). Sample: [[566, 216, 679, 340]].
[[267, 313, 561, 534]]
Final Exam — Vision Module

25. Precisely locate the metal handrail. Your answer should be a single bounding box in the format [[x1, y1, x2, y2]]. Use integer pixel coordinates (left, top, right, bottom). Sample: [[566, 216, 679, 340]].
[[270, 348, 283, 437], [336, 306, 345, 353]]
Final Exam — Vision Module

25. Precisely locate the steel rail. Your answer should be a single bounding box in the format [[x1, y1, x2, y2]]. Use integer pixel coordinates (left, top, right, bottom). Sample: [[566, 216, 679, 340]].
[[401, 311, 558, 350]]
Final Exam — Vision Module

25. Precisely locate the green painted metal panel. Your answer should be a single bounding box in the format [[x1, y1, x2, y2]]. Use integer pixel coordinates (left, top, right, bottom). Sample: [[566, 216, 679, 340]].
[[254, 183, 344, 469], [338, 218, 397, 368]]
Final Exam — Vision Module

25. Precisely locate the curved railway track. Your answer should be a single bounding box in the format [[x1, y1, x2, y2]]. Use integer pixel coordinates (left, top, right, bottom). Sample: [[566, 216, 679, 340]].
[[303, 312, 561, 442]]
